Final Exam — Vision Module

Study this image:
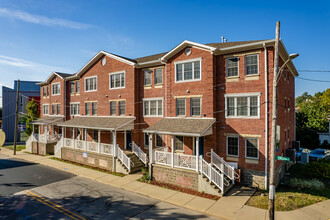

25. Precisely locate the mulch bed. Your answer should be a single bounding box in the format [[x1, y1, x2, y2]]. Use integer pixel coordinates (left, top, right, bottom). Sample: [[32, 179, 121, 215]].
[[139, 178, 221, 200], [50, 157, 125, 177]]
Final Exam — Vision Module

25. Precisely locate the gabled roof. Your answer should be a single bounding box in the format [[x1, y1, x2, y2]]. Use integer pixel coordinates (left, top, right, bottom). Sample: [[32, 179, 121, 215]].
[[38, 72, 73, 86]]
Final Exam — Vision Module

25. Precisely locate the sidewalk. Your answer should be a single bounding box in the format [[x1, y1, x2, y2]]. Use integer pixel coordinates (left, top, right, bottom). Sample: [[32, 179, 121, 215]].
[[1, 148, 329, 220]]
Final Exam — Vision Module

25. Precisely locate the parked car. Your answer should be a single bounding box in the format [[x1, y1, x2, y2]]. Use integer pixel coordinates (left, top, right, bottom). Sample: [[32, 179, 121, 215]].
[[296, 148, 311, 161], [309, 149, 328, 161]]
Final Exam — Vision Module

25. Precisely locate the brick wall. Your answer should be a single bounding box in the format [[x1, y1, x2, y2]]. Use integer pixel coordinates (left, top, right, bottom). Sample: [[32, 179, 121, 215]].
[[61, 147, 113, 171]]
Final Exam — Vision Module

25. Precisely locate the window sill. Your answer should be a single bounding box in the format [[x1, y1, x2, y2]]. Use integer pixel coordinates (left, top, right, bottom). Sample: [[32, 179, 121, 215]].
[[226, 116, 260, 119], [245, 74, 259, 81], [245, 74, 260, 77], [226, 76, 239, 79], [144, 85, 152, 89], [226, 156, 239, 162], [226, 77, 239, 82], [144, 115, 163, 118], [245, 158, 259, 164], [155, 84, 163, 88]]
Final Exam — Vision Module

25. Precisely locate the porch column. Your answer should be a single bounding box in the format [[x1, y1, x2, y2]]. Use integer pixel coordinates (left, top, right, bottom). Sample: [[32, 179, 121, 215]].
[[196, 137, 199, 172], [84, 129, 87, 150], [124, 130, 127, 150], [112, 130, 117, 172], [32, 125, 35, 135], [45, 126, 48, 144], [38, 125, 40, 141], [62, 127, 65, 146], [73, 128, 75, 149], [148, 133, 153, 179], [171, 135, 174, 168], [98, 130, 101, 154]]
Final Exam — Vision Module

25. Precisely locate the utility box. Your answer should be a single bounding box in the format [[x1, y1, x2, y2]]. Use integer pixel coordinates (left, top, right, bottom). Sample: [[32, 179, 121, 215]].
[[286, 148, 296, 163], [301, 152, 309, 164]]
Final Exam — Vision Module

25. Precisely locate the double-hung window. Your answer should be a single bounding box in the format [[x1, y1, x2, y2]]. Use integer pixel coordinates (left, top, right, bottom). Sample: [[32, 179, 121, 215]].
[[85, 103, 90, 115], [156, 134, 163, 147], [175, 59, 201, 82], [119, 101, 125, 116], [57, 104, 61, 115], [52, 104, 56, 115], [246, 138, 259, 159], [85, 76, 97, 92], [143, 99, 163, 117], [176, 99, 185, 116], [154, 69, 163, 85], [70, 103, 80, 116], [43, 87, 46, 96], [52, 83, 60, 95], [43, 104, 49, 115], [70, 82, 75, 94], [175, 136, 184, 151], [245, 54, 258, 75], [225, 94, 260, 118], [110, 101, 116, 116], [92, 102, 97, 115], [144, 133, 149, 148], [191, 98, 201, 116], [227, 57, 239, 77], [76, 81, 80, 93], [110, 72, 125, 89], [46, 87, 49, 96], [227, 136, 239, 157], [144, 70, 152, 86]]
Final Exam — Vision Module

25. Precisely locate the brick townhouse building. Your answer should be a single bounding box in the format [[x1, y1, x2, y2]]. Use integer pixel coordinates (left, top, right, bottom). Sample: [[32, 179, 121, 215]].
[[27, 38, 297, 195]]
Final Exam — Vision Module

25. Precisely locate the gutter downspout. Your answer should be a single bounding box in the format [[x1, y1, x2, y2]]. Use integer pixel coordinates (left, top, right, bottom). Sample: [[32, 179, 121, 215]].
[[263, 43, 268, 190], [162, 59, 167, 117]]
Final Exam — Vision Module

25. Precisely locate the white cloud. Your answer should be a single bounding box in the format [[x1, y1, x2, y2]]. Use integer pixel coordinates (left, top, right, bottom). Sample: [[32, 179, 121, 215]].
[[0, 8, 92, 29]]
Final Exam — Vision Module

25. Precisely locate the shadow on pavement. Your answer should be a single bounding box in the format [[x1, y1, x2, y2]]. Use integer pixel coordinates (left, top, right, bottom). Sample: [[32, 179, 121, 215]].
[[0, 158, 36, 170]]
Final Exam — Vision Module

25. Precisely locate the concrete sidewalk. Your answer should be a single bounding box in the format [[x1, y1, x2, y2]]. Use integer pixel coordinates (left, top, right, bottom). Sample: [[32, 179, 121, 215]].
[[1, 148, 329, 220]]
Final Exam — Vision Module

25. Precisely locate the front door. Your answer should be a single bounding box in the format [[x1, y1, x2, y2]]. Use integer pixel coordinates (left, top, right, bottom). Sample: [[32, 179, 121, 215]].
[[197, 137, 204, 158], [126, 131, 132, 150]]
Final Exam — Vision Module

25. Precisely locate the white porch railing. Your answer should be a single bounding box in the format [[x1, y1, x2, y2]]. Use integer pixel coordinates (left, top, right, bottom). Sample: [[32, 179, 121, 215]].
[[100, 143, 113, 155], [210, 149, 239, 183], [200, 156, 226, 193], [87, 141, 98, 152], [115, 144, 131, 172], [37, 134, 62, 143], [26, 133, 37, 152], [154, 151, 172, 166], [173, 153, 197, 170], [75, 140, 85, 150], [54, 136, 64, 155], [132, 141, 147, 166], [64, 138, 74, 148]]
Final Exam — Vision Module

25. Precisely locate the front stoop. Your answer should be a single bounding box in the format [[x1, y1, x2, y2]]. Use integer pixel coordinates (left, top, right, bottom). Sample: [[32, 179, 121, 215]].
[[117, 151, 146, 174]]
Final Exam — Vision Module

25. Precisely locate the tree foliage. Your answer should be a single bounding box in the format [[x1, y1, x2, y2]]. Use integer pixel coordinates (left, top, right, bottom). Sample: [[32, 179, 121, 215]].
[[296, 89, 330, 149], [25, 98, 39, 136]]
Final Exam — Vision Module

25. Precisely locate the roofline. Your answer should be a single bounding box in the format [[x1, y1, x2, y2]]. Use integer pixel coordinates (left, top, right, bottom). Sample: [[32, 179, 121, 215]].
[[37, 72, 71, 86], [67, 51, 136, 80], [160, 40, 217, 62]]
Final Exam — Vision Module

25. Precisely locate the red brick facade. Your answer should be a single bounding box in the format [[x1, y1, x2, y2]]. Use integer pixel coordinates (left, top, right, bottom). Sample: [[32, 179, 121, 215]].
[[38, 40, 297, 187]]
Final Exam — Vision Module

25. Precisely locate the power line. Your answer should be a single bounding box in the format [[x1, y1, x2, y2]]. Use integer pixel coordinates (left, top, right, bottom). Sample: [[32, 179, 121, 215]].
[[296, 76, 330, 83]]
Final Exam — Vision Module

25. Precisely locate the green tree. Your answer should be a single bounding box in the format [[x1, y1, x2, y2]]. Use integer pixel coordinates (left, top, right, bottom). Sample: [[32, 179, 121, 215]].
[[296, 89, 330, 149], [25, 98, 39, 136]]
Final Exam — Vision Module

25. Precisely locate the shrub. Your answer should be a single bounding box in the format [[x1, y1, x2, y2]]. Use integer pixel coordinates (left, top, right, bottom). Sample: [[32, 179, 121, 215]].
[[306, 160, 330, 180], [289, 178, 325, 191], [141, 167, 150, 181]]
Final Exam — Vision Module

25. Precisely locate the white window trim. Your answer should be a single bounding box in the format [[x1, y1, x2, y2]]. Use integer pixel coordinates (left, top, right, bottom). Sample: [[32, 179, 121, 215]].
[[109, 71, 126, 90], [226, 57, 239, 78], [176, 98, 186, 117], [226, 136, 239, 157], [174, 57, 202, 83], [110, 101, 117, 116], [245, 54, 259, 76], [224, 93, 261, 119], [118, 101, 125, 116], [144, 70, 152, 86], [43, 104, 49, 115], [70, 102, 80, 116], [143, 97, 164, 117], [51, 82, 61, 96], [245, 138, 259, 159], [84, 76, 98, 92], [190, 97, 202, 116]]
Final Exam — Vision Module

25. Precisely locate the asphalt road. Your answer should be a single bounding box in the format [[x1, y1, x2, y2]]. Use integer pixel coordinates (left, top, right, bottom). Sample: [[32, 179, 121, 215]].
[[0, 154, 219, 219]]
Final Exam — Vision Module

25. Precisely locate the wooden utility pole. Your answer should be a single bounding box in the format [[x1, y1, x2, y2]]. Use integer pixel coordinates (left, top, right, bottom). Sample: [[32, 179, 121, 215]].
[[269, 21, 280, 220], [13, 80, 20, 155]]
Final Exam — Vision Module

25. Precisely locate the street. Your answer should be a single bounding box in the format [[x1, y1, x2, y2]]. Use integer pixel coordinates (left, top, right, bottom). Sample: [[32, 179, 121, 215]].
[[0, 154, 218, 219]]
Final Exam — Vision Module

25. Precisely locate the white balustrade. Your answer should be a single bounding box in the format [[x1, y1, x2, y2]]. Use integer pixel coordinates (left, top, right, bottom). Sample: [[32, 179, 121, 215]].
[[75, 140, 85, 150], [116, 144, 131, 172], [87, 141, 98, 152], [64, 138, 74, 148], [132, 141, 147, 165], [100, 143, 113, 155], [210, 149, 239, 182], [173, 153, 197, 170], [154, 151, 172, 166]]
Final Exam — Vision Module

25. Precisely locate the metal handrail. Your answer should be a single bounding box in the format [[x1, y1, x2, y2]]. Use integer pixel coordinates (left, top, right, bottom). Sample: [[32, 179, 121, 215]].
[[131, 141, 147, 166]]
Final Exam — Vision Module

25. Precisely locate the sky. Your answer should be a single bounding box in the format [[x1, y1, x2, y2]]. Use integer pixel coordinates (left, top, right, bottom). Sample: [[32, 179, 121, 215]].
[[0, 0, 329, 107]]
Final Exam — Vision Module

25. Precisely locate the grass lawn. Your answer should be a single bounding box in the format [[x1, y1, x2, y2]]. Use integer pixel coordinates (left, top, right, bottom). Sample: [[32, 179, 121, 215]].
[[2, 145, 26, 151], [246, 188, 329, 211]]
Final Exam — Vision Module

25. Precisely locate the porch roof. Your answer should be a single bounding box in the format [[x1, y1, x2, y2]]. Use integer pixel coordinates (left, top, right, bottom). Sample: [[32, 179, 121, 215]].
[[57, 116, 136, 131], [144, 117, 216, 137], [31, 116, 65, 125]]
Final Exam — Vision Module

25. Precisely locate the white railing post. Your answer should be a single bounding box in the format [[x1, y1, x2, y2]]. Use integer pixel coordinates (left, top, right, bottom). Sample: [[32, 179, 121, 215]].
[[112, 130, 117, 172], [196, 137, 199, 172], [45, 126, 48, 144], [171, 136, 174, 168], [98, 130, 101, 154], [73, 128, 75, 149], [211, 148, 213, 165]]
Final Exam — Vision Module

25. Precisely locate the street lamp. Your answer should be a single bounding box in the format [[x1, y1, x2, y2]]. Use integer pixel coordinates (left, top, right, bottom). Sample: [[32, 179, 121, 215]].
[[276, 53, 299, 84]]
